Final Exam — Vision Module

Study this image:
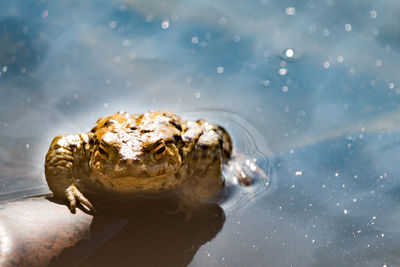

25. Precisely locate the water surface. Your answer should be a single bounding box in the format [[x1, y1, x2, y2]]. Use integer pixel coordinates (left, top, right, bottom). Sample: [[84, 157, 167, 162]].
[[1, 0, 400, 266]]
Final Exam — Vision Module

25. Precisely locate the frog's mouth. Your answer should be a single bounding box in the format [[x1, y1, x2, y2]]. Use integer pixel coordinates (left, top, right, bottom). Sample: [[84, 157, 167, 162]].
[[91, 171, 180, 194]]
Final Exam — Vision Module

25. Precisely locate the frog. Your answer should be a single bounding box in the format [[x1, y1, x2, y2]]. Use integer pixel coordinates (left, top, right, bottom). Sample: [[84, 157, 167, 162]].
[[44, 110, 232, 214]]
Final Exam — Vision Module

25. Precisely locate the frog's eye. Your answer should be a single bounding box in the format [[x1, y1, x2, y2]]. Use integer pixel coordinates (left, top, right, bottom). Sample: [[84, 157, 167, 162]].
[[98, 145, 107, 156], [153, 142, 166, 160]]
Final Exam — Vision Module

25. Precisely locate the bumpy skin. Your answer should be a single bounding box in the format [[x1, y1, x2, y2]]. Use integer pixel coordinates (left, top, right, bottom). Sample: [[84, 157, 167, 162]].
[[45, 111, 232, 214]]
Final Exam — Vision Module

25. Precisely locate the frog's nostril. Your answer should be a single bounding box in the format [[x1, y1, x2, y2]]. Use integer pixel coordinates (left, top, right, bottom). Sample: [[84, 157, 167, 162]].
[[121, 157, 140, 165]]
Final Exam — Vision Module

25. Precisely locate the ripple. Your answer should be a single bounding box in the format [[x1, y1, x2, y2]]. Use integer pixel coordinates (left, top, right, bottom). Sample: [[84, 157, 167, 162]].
[[181, 109, 273, 214]]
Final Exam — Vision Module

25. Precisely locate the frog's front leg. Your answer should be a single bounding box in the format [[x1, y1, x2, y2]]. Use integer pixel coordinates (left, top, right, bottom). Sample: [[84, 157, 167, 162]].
[[45, 134, 94, 213], [178, 120, 232, 217]]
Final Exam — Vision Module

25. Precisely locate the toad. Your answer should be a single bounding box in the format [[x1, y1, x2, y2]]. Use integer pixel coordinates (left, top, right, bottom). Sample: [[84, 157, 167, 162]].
[[45, 111, 232, 214]]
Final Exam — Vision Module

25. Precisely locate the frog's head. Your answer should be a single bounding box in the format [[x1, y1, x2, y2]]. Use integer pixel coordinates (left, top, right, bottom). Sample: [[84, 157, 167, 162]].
[[88, 111, 184, 193]]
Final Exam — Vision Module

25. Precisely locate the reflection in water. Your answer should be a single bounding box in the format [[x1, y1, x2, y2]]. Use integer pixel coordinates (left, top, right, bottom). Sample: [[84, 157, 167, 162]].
[[0, 223, 11, 266], [50, 201, 225, 267]]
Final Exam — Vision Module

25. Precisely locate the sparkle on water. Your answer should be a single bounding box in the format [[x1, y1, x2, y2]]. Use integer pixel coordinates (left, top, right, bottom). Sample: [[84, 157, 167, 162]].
[[285, 48, 294, 58], [41, 10, 48, 18], [191, 36, 199, 44], [161, 20, 169, 29], [285, 7, 296, 16], [278, 68, 287, 75]]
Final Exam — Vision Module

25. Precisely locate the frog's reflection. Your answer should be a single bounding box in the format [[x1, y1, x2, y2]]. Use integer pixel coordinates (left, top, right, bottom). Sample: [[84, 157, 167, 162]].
[[50, 199, 225, 267]]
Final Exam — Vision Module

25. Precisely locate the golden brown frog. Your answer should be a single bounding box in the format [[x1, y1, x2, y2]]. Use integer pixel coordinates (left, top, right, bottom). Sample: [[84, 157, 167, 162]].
[[45, 111, 232, 214]]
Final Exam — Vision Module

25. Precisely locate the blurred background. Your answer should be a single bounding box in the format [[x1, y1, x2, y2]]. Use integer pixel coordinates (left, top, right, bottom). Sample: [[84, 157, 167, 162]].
[[1, 0, 400, 266]]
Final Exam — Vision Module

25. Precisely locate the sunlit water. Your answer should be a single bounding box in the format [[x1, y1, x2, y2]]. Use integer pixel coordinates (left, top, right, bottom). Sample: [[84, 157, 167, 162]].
[[1, 0, 400, 266]]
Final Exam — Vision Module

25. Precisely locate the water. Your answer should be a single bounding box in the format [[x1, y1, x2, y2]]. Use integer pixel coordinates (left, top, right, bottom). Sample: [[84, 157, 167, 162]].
[[1, 0, 400, 266]]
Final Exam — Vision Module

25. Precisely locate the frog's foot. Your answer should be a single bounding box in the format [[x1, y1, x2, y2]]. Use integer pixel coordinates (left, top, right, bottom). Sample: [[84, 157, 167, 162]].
[[164, 202, 193, 221], [65, 184, 94, 213], [225, 155, 269, 186]]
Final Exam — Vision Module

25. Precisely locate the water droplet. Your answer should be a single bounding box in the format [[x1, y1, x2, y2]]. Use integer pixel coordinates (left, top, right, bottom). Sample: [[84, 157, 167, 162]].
[[285, 7, 296, 16], [376, 60, 382, 67], [370, 10, 377, 19], [323, 29, 330, 36], [284, 48, 294, 58], [129, 52, 137, 60], [337, 56, 344, 63], [109, 21, 117, 29], [295, 171, 302, 176], [233, 35, 241, 42], [335, 172, 339, 177], [308, 24, 317, 34], [345, 24, 352, 31], [344, 209, 349, 214], [217, 66, 224, 74], [2, 66, 7, 72], [145, 14, 153, 23], [171, 14, 179, 22], [191, 36, 199, 44], [279, 68, 287, 75], [195, 92, 201, 98], [389, 83, 395, 89], [323, 61, 330, 68], [280, 49, 297, 62], [199, 41, 208, 48], [161, 21, 170, 29], [41, 10, 48, 18], [219, 17, 227, 25], [26, 144, 30, 149], [122, 39, 130, 47], [262, 80, 270, 87], [282, 86, 288, 92]]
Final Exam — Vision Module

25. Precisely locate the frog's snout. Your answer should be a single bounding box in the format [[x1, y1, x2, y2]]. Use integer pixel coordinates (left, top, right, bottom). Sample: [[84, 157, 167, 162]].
[[119, 155, 143, 166]]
